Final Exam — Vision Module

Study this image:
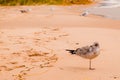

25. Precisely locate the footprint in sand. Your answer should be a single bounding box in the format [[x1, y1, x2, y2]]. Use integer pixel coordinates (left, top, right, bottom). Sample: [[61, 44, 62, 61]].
[[13, 71, 27, 80], [0, 48, 10, 50], [0, 66, 7, 71], [0, 41, 4, 44], [51, 27, 60, 31], [0, 64, 26, 71], [34, 32, 42, 35], [0, 65, 13, 71], [110, 75, 119, 79], [14, 65, 26, 69], [12, 52, 21, 56], [9, 61, 18, 65], [13, 67, 35, 80], [14, 40, 26, 44], [58, 34, 69, 37]]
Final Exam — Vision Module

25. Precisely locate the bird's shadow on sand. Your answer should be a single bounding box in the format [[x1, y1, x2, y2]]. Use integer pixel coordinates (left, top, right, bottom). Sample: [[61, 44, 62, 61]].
[[59, 66, 90, 72]]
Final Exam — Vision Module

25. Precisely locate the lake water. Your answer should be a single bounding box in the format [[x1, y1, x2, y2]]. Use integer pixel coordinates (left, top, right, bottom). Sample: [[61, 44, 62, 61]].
[[88, 0, 120, 20], [98, 0, 120, 8]]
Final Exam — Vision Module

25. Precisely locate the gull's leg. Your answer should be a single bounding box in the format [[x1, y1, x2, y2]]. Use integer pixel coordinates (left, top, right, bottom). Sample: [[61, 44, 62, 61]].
[[89, 59, 95, 70]]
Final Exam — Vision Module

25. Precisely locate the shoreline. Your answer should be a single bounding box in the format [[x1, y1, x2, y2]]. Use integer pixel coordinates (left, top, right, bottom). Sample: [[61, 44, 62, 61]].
[[88, 6, 120, 20], [0, 5, 120, 30]]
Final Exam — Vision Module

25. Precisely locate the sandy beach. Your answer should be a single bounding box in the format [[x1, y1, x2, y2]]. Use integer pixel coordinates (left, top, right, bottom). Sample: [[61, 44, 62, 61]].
[[0, 5, 120, 80]]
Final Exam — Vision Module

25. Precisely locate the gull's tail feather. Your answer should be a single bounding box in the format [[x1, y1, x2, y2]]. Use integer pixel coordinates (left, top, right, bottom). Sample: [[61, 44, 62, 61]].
[[66, 49, 76, 54]]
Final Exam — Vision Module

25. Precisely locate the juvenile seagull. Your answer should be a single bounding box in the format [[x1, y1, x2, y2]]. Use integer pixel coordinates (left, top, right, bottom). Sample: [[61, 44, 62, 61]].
[[81, 10, 89, 16], [66, 42, 100, 70], [20, 8, 31, 13]]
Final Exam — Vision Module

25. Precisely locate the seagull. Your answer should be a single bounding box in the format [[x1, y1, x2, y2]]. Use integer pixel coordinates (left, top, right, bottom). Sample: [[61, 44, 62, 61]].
[[66, 42, 100, 70], [50, 7, 55, 16], [20, 8, 31, 13], [81, 10, 89, 16]]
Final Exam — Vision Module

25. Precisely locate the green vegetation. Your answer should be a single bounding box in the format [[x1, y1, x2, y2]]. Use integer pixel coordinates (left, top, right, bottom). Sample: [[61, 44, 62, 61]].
[[0, 0, 92, 6]]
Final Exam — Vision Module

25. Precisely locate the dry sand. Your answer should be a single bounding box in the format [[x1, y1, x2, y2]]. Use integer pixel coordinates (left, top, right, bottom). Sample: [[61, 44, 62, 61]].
[[0, 6, 120, 80]]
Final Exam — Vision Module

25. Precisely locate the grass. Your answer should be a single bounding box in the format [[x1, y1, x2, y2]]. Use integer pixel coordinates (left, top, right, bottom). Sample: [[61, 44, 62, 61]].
[[0, 0, 93, 6]]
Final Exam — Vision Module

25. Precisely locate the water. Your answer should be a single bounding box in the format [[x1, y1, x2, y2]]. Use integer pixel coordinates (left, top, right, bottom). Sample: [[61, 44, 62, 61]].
[[88, 0, 120, 20], [98, 0, 120, 8]]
